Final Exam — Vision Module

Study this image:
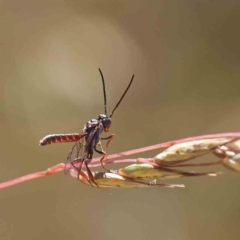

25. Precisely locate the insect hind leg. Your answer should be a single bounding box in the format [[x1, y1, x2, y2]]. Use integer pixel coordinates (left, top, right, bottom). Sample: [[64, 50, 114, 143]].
[[84, 161, 99, 188], [69, 159, 93, 186]]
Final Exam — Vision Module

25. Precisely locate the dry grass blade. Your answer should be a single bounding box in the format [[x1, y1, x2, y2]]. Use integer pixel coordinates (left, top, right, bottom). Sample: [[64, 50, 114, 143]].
[[69, 168, 185, 188]]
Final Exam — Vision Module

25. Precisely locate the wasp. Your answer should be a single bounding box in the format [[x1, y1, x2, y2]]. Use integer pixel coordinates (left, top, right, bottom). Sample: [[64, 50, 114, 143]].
[[39, 69, 134, 187]]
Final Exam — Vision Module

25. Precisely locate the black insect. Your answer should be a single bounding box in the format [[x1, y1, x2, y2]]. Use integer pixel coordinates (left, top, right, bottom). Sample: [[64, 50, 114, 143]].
[[39, 69, 134, 186]]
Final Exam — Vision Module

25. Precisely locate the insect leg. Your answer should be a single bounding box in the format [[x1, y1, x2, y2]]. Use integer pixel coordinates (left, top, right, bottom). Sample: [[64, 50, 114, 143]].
[[70, 161, 92, 186], [98, 134, 115, 152], [83, 139, 100, 187], [85, 161, 99, 188], [101, 134, 115, 140], [97, 141, 104, 152], [99, 135, 115, 172], [73, 159, 84, 179], [93, 146, 108, 171]]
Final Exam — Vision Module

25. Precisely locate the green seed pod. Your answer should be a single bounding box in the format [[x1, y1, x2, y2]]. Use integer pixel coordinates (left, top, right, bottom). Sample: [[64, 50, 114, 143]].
[[153, 138, 233, 166], [118, 164, 182, 179], [117, 163, 220, 180]]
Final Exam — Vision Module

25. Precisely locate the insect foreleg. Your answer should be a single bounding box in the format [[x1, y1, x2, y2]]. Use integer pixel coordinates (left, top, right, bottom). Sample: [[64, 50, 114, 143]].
[[97, 141, 104, 152], [101, 134, 115, 140], [98, 135, 115, 172]]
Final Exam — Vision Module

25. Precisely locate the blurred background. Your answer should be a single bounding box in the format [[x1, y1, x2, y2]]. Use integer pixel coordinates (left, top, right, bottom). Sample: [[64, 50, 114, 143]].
[[1, 1, 240, 239]]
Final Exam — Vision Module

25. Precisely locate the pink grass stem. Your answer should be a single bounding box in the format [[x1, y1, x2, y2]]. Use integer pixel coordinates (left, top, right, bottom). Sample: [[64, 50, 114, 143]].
[[0, 163, 65, 190]]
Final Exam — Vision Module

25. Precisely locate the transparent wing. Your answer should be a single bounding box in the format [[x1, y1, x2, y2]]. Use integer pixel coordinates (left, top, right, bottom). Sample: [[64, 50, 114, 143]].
[[64, 128, 100, 175], [64, 137, 85, 175]]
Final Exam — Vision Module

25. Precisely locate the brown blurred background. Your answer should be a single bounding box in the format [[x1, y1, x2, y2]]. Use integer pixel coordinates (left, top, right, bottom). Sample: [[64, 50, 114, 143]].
[[1, 1, 240, 240]]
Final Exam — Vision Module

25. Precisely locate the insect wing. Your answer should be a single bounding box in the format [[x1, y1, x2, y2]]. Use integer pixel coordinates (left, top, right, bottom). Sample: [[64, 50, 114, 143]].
[[64, 136, 86, 174], [64, 127, 100, 174]]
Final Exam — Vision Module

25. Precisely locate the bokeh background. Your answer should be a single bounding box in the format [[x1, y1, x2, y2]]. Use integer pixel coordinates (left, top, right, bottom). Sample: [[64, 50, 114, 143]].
[[1, 1, 240, 240]]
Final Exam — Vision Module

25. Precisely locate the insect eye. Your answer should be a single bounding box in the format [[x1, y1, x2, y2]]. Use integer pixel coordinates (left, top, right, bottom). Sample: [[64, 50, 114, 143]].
[[103, 119, 111, 128]]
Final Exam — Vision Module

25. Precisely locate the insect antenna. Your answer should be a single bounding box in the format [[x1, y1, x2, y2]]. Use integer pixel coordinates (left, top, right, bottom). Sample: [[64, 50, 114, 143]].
[[110, 74, 134, 118], [98, 68, 107, 115]]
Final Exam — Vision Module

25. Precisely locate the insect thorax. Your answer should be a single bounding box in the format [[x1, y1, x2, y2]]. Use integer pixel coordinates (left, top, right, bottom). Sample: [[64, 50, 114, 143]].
[[82, 119, 100, 133]]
